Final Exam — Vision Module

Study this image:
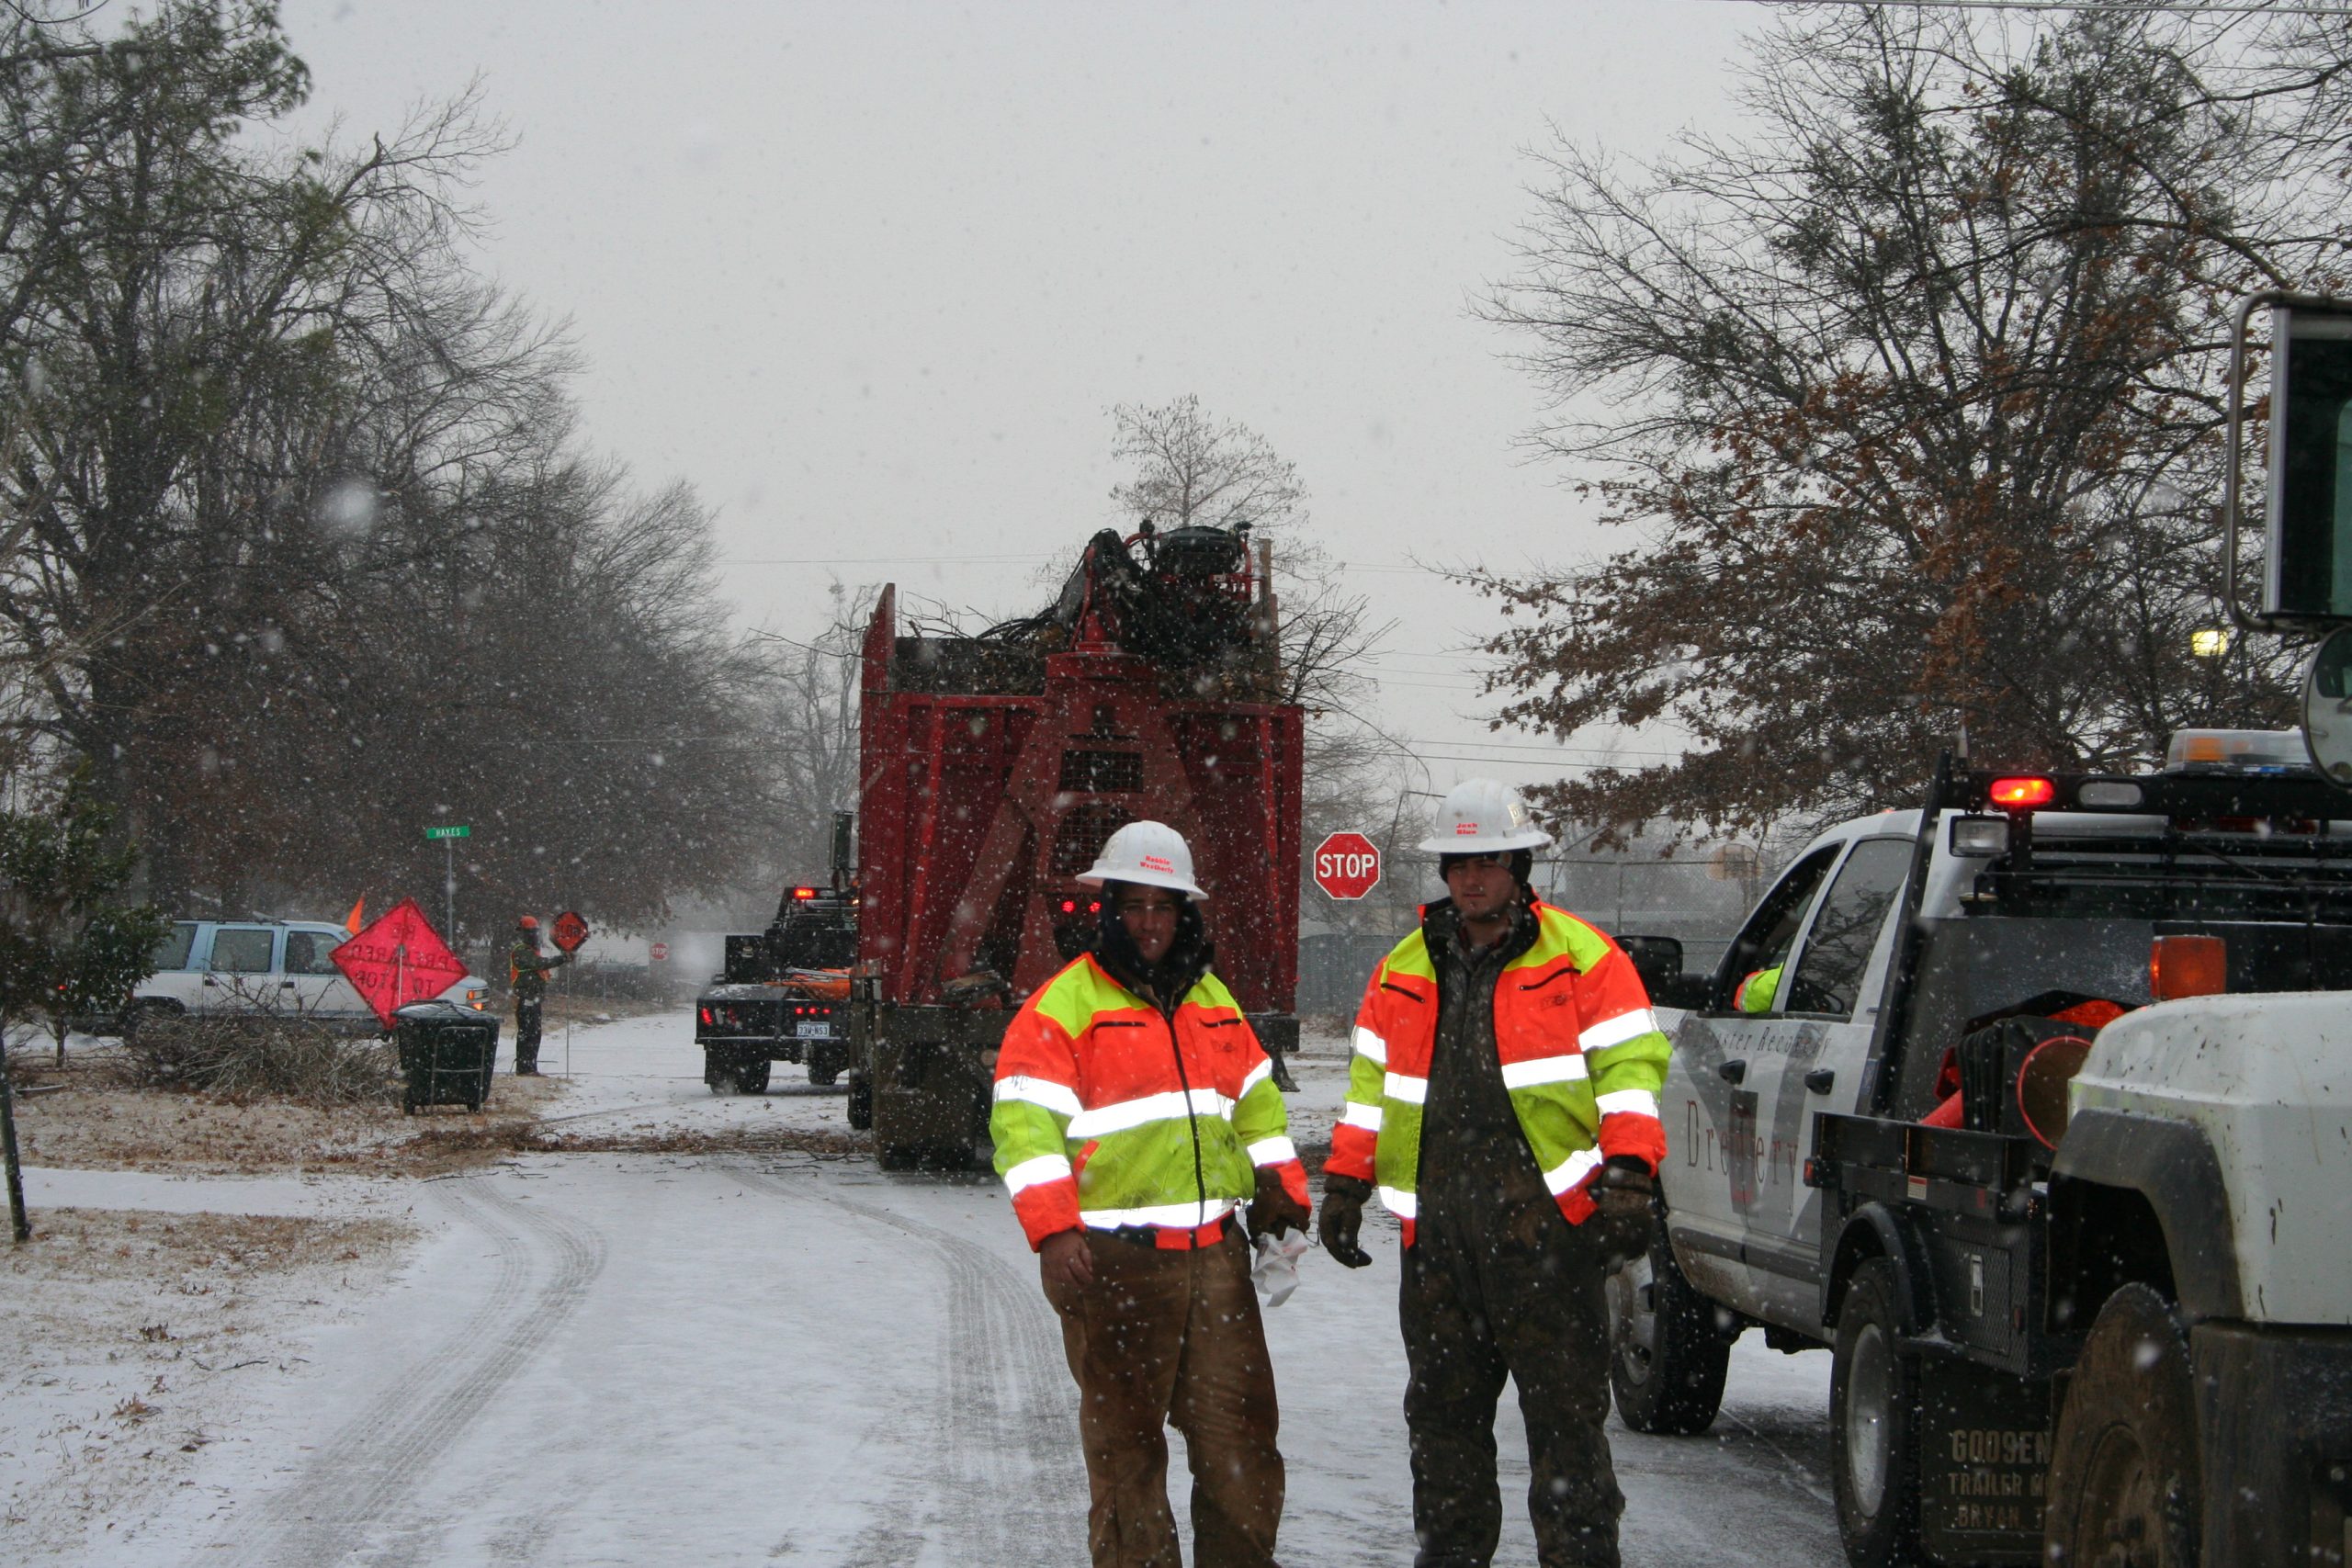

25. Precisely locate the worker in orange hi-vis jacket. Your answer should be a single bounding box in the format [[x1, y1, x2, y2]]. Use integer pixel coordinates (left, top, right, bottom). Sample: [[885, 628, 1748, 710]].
[[507, 916, 569, 1077], [989, 820, 1310, 1568], [1319, 780, 1671, 1568]]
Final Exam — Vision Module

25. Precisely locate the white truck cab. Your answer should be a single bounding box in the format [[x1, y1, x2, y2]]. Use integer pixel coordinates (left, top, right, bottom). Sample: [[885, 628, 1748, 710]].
[[1616, 733, 2352, 1568]]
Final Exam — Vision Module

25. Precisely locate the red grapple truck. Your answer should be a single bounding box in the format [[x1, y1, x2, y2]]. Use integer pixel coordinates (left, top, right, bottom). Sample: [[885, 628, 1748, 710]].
[[844, 525, 1305, 1168]]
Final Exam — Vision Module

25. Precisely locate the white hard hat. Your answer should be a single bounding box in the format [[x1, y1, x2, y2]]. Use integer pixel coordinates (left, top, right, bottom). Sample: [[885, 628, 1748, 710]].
[[1417, 778, 1553, 854], [1078, 820, 1208, 900]]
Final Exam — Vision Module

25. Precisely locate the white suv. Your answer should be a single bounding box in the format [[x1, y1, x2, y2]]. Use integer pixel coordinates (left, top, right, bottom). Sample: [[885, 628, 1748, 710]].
[[131, 919, 489, 1028]]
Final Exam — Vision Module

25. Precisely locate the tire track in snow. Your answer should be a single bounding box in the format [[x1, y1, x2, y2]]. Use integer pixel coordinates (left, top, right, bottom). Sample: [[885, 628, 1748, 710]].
[[193, 1175, 607, 1568], [730, 1160, 1088, 1566]]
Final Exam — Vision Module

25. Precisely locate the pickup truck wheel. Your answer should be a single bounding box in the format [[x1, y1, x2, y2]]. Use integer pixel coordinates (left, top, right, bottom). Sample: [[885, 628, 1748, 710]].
[[846, 1070, 874, 1130], [2042, 1282, 2199, 1568], [704, 1051, 739, 1094], [1831, 1258, 1924, 1568], [734, 1058, 772, 1095], [1607, 1234, 1729, 1435], [122, 999, 181, 1039]]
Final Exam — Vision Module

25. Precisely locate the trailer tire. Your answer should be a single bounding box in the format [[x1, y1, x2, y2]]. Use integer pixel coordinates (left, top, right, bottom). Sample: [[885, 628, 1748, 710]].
[[2042, 1282, 2199, 1568], [846, 1070, 873, 1130], [1831, 1258, 1924, 1568], [1607, 1233, 1729, 1435]]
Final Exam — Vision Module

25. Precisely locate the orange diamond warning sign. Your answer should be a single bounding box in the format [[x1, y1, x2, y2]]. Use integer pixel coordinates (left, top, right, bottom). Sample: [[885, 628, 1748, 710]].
[[332, 897, 469, 1029]]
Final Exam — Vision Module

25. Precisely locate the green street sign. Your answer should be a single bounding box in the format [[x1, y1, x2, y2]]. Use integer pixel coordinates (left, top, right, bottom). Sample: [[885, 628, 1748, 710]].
[[424, 824, 471, 840]]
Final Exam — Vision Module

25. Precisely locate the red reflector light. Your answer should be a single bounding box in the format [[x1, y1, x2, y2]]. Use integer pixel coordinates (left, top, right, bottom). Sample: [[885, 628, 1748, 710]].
[[2152, 934, 2226, 1001], [1058, 899, 1076, 914], [1988, 776, 2056, 809], [1087, 901, 1101, 915], [792, 886, 817, 899]]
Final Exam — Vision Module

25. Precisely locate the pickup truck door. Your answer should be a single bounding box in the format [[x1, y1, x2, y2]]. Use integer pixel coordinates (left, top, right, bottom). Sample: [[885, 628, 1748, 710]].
[[1731, 835, 1915, 1328], [199, 924, 282, 1014], [1663, 842, 1842, 1312], [282, 925, 368, 1018]]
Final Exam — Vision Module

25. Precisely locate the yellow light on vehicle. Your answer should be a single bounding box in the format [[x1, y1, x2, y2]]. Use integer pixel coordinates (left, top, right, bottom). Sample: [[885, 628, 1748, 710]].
[[2190, 627, 2232, 658]]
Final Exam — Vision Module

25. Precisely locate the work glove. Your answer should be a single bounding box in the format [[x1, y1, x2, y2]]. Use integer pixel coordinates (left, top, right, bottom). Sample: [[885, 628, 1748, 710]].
[[1246, 1166, 1310, 1243], [1589, 1157, 1657, 1266], [1318, 1173, 1374, 1269]]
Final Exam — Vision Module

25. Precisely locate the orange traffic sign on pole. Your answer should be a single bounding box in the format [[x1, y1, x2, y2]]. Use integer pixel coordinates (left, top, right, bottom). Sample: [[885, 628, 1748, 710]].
[[332, 898, 468, 1029]]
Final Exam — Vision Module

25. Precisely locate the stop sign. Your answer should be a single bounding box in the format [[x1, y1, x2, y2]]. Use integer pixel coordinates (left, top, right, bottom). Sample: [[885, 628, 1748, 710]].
[[551, 909, 590, 953], [1313, 830, 1383, 900], [650, 942, 670, 963]]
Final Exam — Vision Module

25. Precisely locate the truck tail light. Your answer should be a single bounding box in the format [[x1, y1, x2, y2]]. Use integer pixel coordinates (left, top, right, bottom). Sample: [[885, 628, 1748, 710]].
[[699, 1007, 714, 1025], [2151, 934, 2226, 1000]]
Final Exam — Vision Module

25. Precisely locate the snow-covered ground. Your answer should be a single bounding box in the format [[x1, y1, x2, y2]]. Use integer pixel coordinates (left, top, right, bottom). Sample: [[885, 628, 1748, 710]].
[[3, 1010, 1842, 1566]]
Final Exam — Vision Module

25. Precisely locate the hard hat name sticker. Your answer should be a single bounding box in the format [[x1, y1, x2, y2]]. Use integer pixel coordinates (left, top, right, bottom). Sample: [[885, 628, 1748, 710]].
[[1140, 854, 1174, 874], [1456, 823, 1479, 834]]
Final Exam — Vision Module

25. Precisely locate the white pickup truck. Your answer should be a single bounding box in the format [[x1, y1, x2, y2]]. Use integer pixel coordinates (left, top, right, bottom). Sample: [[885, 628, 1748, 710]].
[[130, 919, 489, 1028], [1613, 729, 2352, 1568]]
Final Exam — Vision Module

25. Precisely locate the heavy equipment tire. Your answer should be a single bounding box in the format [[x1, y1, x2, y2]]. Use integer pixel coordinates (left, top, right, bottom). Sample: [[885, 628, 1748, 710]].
[[877, 1143, 923, 1171], [845, 1070, 874, 1130], [2042, 1282, 2200, 1568], [1607, 1232, 1731, 1435], [1830, 1258, 1924, 1568], [734, 1058, 772, 1095]]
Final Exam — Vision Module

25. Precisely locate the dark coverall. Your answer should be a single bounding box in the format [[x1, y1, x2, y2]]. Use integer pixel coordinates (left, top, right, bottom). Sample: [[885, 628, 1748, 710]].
[[1405, 902, 1625, 1568], [509, 938, 568, 1075]]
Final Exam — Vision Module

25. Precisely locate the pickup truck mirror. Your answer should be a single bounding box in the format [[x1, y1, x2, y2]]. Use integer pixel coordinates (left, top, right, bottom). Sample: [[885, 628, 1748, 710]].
[[1618, 933, 1704, 1008]]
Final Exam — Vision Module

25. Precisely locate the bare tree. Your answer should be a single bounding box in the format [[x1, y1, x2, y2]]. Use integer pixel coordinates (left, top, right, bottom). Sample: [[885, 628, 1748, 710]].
[[1110, 395, 1306, 536], [1476, 6, 2324, 842], [741, 583, 872, 898]]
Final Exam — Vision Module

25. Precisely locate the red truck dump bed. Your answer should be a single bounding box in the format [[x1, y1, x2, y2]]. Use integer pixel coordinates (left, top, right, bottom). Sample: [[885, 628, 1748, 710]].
[[844, 526, 1306, 1167]]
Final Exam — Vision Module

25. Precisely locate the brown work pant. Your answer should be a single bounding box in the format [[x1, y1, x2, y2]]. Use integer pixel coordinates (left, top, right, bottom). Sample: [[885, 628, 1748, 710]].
[[1401, 1207, 1624, 1568], [1043, 1226, 1283, 1568]]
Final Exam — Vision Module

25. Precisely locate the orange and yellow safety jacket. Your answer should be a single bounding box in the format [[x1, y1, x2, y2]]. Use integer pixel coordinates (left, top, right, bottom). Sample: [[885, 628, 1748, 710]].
[[990, 953, 1309, 1250], [1325, 900, 1671, 1246]]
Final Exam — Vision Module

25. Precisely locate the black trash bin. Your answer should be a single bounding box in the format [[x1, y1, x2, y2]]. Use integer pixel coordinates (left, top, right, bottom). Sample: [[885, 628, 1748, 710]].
[[393, 1000, 501, 1114]]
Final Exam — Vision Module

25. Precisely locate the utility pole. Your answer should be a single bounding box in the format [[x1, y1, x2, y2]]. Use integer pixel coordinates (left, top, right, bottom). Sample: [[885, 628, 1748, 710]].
[[1, 1017, 28, 1244]]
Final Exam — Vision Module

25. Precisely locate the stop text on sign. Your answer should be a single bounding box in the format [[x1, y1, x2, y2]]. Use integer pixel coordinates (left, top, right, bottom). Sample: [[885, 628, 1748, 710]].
[[1313, 830, 1383, 900]]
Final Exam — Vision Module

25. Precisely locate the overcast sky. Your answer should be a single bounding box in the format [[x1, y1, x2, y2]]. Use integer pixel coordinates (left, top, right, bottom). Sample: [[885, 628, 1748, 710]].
[[277, 1, 1758, 795]]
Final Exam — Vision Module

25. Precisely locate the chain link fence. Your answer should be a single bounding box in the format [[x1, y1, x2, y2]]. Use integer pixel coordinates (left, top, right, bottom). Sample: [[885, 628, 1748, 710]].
[[1297, 852, 1769, 1021]]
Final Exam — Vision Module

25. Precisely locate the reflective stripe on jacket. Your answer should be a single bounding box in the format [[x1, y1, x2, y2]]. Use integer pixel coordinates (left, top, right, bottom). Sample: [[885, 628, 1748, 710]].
[[990, 953, 1309, 1250], [1325, 899, 1670, 1245]]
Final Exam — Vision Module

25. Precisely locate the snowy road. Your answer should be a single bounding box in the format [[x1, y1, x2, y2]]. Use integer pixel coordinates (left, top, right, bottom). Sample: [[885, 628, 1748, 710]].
[[83, 1010, 1845, 1566]]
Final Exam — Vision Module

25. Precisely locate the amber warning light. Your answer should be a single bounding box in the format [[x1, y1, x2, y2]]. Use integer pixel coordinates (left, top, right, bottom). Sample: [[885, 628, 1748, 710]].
[[2151, 934, 2227, 1001], [791, 886, 818, 899], [1988, 776, 2057, 809]]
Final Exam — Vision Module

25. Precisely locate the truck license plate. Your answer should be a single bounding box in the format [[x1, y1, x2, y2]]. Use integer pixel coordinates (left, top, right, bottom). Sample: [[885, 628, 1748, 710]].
[[796, 1021, 833, 1040]]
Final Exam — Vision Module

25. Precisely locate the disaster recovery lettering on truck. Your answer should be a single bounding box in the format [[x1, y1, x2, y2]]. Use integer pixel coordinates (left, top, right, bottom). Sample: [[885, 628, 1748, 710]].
[[845, 522, 1305, 1170], [1614, 736, 2352, 1568]]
